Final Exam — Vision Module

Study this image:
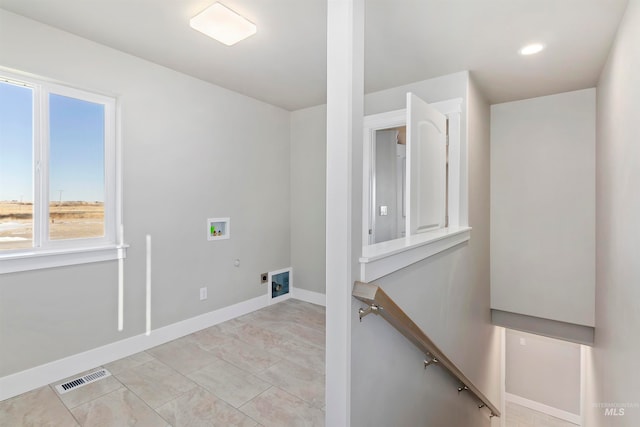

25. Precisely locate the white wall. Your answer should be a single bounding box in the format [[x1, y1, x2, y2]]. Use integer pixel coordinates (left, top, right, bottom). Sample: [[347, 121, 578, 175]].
[[349, 73, 501, 426], [0, 10, 291, 377], [364, 72, 470, 116], [586, 0, 640, 425], [289, 71, 499, 425], [290, 71, 471, 296], [290, 104, 326, 295], [506, 329, 581, 414], [289, 71, 469, 292], [491, 89, 596, 327]]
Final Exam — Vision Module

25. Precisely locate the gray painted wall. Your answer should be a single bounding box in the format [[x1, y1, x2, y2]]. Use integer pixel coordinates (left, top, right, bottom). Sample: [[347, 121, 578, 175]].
[[349, 73, 501, 426], [586, 0, 640, 425], [290, 104, 326, 295], [0, 10, 291, 376], [374, 129, 399, 243], [490, 89, 596, 327], [289, 71, 499, 425], [506, 329, 581, 414]]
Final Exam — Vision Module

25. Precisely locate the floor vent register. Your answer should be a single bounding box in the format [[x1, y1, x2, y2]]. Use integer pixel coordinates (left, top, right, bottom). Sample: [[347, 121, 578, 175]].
[[55, 368, 112, 394]]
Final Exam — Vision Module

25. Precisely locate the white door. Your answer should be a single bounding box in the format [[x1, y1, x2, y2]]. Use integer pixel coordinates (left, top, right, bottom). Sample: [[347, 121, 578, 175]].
[[406, 92, 447, 235]]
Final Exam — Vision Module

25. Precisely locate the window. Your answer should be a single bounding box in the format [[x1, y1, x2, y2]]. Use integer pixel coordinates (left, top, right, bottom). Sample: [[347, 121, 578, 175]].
[[360, 96, 469, 282], [0, 72, 122, 273]]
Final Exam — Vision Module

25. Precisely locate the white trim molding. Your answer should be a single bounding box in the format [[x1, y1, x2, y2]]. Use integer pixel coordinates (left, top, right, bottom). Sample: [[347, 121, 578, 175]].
[[360, 226, 471, 282], [506, 393, 581, 425], [0, 244, 128, 274], [267, 267, 293, 305], [500, 327, 507, 427], [325, 0, 364, 425], [292, 288, 326, 306], [0, 294, 267, 401], [360, 97, 466, 281], [0, 69, 123, 274], [579, 345, 587, 427], [362, 98, 464, 248], [0, 293, 324, 401]]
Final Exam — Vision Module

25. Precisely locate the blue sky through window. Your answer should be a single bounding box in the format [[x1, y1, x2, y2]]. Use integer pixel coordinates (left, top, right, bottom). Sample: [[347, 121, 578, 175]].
[[0, 81, 105, 203], [0, 82, 32, 202], [49, 94, 105, 203]]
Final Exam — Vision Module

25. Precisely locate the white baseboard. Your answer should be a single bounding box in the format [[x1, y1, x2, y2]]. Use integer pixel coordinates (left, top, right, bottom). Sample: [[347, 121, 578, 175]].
[[292, 288, 326, 306], [0, 291, 326, 402], [506, 393, 581, 425], [0, 294, 267, 401]]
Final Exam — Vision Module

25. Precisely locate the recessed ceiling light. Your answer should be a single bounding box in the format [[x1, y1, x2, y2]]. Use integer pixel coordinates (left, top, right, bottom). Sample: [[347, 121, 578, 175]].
[[190, 2, 256, 46], [519, 43, 545, 56]]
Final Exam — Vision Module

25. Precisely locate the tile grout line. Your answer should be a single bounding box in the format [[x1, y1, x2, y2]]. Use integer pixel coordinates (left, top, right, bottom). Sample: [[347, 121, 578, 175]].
[[47, 367, 135, 421], [2, 300, 326, 426], [111, 358, 201, 427], [47, 384, 83, 427], [114, 357, 200, 412], [237, 384, 275, 421], [256, 359, 326, 409], [207, 338, 283, 376], [121, 379, 179, 426]]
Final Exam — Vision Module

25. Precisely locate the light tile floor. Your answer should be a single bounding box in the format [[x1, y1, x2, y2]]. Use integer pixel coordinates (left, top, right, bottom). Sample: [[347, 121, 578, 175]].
[[506, 401, 580, 427], [0, 299, 325, 427]]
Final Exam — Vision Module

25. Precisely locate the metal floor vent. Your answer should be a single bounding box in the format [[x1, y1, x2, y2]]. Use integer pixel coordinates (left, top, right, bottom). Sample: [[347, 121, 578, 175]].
[[55, 368, 111, 394]]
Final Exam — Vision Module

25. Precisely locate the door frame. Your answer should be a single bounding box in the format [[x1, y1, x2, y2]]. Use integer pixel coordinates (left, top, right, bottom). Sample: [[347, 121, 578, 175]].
[[363, 109, 406, 245], [362, 98, 464, 249]]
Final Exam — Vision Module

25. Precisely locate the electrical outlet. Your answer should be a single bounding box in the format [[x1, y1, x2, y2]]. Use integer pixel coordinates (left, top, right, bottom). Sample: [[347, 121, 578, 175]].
[[199, 287, 208, 301], [261, 273, 268, 284]]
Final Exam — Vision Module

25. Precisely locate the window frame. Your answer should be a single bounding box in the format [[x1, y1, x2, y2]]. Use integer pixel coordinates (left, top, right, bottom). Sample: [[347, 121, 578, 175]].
[[0, 71, 124, 274], [360, 97, 469, 282]]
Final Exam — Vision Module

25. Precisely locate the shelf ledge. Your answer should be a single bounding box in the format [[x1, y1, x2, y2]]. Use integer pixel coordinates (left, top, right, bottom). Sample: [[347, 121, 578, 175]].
[[359, 227, 471, 282], [0, 244, 128, 274]]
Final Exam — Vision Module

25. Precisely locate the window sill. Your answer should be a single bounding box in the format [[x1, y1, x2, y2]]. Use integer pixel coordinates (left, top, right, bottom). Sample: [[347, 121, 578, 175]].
[[0, 244, 128, 274], [359, 227, 471, 282]]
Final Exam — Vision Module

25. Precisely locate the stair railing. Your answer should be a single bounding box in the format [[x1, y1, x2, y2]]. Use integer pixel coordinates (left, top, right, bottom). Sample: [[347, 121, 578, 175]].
[[352, 281, 500, 419]]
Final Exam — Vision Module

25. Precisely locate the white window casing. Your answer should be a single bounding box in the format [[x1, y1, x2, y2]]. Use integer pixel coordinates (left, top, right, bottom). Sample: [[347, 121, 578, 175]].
[[360, 97, 469, 282], [0, 71, 125, 274]]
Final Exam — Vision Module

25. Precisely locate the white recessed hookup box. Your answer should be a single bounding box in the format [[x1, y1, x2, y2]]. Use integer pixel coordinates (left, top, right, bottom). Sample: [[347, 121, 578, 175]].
[[207, 217, 230, 241]]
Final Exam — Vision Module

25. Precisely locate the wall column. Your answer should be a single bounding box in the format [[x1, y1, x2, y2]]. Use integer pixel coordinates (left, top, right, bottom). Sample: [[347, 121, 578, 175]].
[[325, 0, 364, 425]]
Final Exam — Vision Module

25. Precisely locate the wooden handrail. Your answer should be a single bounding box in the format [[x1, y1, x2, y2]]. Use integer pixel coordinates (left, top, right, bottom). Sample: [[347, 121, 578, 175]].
[[352, 281, 501, 418]]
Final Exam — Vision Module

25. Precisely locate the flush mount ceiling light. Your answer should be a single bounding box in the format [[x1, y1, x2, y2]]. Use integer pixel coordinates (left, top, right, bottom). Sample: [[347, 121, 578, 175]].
[[190, 2, 256, 46], [519, 43, 545, 56]]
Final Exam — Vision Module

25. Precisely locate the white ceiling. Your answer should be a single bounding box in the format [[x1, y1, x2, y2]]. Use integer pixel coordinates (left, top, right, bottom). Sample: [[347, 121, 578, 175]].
[[0, 0, 629, 111]]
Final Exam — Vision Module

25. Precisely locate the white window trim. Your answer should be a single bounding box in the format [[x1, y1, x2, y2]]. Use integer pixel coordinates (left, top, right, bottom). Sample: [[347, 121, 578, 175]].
[[0, 71, 125, 274], [360, 97, 469, 282], [1, 245, 128, 274]]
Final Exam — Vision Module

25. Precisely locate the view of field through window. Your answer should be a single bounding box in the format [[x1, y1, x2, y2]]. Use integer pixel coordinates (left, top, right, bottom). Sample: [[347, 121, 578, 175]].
[[0, 202, 105, 250], [0, 80, 105, 251]]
